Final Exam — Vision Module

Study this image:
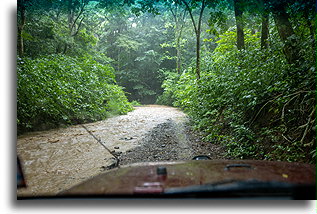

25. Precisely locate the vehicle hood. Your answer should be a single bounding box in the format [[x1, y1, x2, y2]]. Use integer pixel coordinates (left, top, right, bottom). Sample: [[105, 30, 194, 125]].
[[60, 159, 315, 197]]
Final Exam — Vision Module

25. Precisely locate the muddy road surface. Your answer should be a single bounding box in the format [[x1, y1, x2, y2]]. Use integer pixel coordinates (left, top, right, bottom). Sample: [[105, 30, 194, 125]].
[[17, 105, 225, 197]]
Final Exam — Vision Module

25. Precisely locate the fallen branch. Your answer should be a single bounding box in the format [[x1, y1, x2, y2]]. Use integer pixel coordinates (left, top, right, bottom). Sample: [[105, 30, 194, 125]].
[[249, 94, 282, 125], [282, 133, 292, 143], [300, 107, 315, 145], [281, 93, 300, 123], [298, 118, 315, 129], [249, 90, 313, 126]]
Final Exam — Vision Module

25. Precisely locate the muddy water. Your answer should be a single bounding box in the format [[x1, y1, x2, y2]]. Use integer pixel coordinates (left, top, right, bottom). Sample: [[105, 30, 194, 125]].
[[17, 105, 187, 197]]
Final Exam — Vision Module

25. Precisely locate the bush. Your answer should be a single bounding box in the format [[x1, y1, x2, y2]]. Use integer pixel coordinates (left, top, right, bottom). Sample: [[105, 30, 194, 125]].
[[156, 70, 180, 106], [17, 54, 132, 133], [163, 29, 315, 163]]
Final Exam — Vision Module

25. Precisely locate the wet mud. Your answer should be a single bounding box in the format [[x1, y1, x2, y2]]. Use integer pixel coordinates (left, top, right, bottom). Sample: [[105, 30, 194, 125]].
[[17, 105, 225, 197]]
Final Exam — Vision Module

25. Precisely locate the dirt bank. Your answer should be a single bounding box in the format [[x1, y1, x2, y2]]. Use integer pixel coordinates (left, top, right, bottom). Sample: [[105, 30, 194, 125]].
[[17, 105, 225, 197]]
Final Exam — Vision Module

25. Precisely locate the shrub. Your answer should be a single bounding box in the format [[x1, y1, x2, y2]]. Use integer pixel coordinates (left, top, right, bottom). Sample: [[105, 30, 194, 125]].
[[17, 54, 132, 133], [163, 30, 315, 163]]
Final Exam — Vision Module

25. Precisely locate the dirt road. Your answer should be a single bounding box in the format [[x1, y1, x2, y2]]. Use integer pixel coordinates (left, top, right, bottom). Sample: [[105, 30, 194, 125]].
[[17, 105, 225, 197]]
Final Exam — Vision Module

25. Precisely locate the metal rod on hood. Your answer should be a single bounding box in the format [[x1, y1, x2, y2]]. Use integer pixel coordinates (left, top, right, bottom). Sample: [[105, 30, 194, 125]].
[[81, 124, 120, 168]]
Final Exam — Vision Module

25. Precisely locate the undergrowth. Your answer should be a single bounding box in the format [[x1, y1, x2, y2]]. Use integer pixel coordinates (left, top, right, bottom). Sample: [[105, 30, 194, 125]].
[[17, 55, 133, 134], [159, 30, 315, 163]]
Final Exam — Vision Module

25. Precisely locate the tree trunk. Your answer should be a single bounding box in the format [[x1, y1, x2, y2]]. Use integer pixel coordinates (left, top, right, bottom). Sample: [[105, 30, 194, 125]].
[[181, 0, 206, 79], [195, 33, 201, 79], [67, 0, 74, 32], [234, 0, 245, 50], [271, 3, 301, 65], [170, 5, 186, 74], [195, 0, 205, 80], [260, 13, 269, 49], [176, 39, 182, 74], [177, 10, 186, 74], [17, 0, 26, 57]]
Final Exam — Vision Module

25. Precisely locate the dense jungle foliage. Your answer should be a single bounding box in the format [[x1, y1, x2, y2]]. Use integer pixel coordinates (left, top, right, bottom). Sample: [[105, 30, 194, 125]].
[[17, 55, 132, 132], [17, 0, 315, 163]]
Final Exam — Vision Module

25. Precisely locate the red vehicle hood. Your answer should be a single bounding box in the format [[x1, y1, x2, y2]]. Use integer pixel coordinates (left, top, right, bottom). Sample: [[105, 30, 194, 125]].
[[60, 160, 315, 198]]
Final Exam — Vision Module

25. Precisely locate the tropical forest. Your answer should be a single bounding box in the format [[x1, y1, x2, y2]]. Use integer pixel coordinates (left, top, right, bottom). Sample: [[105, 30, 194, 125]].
[[17, 0, 315, 182]]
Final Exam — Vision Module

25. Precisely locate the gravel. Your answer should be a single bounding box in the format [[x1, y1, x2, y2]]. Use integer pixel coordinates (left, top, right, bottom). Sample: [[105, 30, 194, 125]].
[[119, 119, 226, 165]]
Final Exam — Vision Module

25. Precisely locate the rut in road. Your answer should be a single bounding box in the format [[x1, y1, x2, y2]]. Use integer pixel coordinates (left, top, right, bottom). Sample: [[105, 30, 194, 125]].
[[17, 105, 225, 196], [119, 118, 226, 165], [119, 119, 192, 164]]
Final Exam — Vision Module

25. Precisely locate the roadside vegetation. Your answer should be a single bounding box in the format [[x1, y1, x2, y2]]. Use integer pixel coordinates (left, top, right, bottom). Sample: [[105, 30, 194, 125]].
[[158, 0, 315, 163], [17, 0, 315, 163], [17, 55, 132, 133]]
